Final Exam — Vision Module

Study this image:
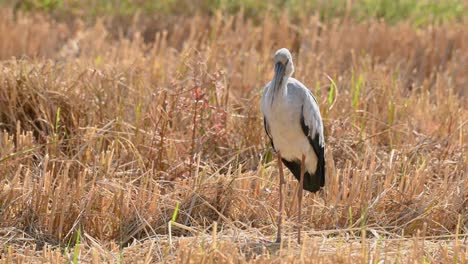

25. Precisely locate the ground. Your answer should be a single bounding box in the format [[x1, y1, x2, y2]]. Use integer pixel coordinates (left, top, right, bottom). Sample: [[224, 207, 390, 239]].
[[0, 1, 467, 263]]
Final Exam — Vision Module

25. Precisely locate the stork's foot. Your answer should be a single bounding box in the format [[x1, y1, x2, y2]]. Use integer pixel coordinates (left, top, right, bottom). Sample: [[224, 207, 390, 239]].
[[275, 236, 281, 244]]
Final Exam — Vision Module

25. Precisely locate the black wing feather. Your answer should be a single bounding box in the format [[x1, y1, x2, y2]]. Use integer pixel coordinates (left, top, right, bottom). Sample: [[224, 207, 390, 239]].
[[299, 105, 325, 189], [281, 158, 322, 192]]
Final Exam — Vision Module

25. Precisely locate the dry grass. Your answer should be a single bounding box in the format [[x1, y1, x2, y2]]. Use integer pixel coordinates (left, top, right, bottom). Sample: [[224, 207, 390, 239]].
[[0, 7, 467, 263]]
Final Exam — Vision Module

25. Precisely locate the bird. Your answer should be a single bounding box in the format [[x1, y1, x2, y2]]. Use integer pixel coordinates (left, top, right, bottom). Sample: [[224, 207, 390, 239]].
[[261, 48, 325, 244]]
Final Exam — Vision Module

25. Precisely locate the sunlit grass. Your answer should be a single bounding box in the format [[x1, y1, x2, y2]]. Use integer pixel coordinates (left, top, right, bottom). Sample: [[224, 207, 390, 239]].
[[0, 4, 466, 263]]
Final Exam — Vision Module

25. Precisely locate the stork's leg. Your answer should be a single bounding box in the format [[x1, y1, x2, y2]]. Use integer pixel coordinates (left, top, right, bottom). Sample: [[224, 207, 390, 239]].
[[298, 154, 305, 244], [275, 152, 285, 243]]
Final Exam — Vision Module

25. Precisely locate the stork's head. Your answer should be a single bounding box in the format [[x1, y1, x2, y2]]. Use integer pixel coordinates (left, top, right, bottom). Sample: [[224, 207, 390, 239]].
[[273, 48, 294, 78]]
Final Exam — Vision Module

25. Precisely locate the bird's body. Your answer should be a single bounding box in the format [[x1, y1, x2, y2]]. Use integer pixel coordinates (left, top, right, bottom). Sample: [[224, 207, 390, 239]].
[[261, 49, 325, 193]]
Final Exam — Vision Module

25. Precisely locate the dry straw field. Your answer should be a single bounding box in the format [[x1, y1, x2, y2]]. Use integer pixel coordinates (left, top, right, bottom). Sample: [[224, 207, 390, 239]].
[[0, 1, 467, 263]]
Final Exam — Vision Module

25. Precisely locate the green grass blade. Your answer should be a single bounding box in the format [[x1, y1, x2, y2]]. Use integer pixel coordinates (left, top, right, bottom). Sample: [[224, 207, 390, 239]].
[[172, 202, 180, 224], [328, 79, 335, 106], [353, 75, 363, 108], [73, 227, 81, 264]]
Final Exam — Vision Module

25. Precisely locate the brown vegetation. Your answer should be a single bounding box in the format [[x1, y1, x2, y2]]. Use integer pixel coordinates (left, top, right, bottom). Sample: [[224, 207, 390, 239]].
[[0, 7, 466, 263]]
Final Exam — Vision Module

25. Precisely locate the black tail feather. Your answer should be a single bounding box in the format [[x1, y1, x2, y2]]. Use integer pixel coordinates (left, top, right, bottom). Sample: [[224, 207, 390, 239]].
[[281, 158, 324, 193]]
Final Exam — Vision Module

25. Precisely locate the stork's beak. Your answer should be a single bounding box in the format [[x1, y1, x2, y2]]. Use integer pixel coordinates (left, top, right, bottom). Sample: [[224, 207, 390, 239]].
[[273, 61, 286, 91]]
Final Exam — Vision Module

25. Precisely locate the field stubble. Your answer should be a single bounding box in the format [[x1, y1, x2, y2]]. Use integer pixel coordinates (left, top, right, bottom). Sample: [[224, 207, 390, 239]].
[[0, 7, 467, 263]]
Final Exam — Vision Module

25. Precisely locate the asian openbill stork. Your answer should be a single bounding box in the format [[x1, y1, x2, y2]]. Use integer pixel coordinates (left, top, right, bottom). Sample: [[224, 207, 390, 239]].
[[261, 48, 325, 244]]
